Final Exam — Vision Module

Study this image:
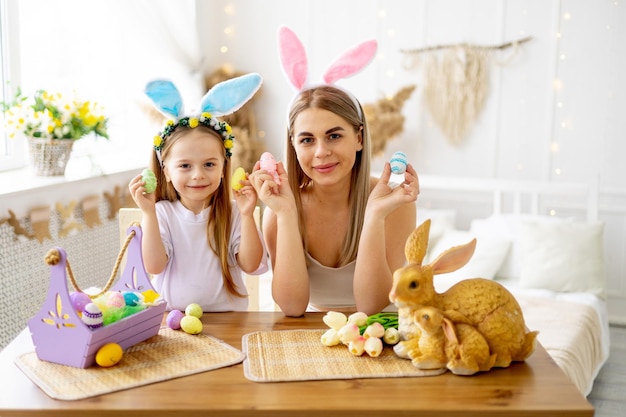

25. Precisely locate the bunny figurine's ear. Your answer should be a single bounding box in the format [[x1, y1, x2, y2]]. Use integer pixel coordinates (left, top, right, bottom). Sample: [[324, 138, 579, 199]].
[[145, 79, 184, 118], [405, 219, 430, 265], [277, 26, 308, 90], [199, 73, 262, 117], [322, 39, 378, 85]]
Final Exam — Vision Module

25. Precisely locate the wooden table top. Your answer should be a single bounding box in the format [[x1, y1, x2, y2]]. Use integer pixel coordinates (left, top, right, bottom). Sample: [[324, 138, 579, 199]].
[[0, 311, 594, 417]]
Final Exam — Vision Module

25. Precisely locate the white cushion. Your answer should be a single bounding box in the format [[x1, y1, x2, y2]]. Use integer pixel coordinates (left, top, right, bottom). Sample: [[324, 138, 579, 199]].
[[519, 221, 606, 297], [470, 214, 573, 280], [425, 229, 511, 293]]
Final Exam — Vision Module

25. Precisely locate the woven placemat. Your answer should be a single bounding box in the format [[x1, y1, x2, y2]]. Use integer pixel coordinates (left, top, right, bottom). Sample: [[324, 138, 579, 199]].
[[242, 329, 446, 382], [15, 327, 244, 400]]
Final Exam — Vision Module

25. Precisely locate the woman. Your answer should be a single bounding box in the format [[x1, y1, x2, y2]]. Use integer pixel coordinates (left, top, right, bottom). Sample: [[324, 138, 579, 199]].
[[250, 85, 419, 316]]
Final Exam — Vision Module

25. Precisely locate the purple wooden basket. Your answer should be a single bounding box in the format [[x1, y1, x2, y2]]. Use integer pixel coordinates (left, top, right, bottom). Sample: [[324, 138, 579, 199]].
[[27, 225, 167, 368]]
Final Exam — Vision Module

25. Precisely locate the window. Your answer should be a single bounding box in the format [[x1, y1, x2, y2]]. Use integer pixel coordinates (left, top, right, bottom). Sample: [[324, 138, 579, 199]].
[[0, 0, 209, 176], [0, 0, 25, 172]]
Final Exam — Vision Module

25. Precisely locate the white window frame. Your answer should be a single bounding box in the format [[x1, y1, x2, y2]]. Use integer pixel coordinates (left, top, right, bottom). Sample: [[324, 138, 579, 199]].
[[0, 0, 25, 172]]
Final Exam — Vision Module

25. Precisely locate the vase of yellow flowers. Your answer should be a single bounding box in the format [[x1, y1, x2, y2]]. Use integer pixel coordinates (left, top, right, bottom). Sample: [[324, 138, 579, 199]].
[[1, 88, 109, 176]]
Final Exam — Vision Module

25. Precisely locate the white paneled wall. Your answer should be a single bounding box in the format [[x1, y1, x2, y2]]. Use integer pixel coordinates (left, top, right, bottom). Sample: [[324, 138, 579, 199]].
[[211, 0, 626, 323]]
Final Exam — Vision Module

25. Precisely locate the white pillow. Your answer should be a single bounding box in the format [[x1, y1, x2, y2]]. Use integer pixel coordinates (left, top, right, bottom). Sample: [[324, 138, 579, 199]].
[[424, 229, 511, 292], [470, 214, 573, 280], [519, 221, 606, 297], [417, 208, 456, 245]]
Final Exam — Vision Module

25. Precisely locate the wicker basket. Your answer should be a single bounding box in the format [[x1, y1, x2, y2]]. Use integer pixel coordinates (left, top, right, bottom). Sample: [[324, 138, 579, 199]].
[[28, 225, 167, 368], [27, 137, 74, 176]]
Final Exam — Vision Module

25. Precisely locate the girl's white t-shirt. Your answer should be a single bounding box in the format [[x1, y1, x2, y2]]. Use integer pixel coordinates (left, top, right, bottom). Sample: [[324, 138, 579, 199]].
[[151, 200, 267, 312]]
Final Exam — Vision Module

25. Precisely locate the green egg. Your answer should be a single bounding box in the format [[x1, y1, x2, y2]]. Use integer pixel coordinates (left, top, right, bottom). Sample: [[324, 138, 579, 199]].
[[142, 168, 157, 193]]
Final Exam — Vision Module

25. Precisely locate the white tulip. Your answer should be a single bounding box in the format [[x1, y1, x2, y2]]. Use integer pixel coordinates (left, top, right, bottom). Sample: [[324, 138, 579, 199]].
[[347, 311, 368, 327], [322, 311, 348, 330], [348, 336, 366, 356], [320, 328, 341, 346], [363, 322, 385, 339], [383, 327, 400, 345], [364, 337, 384, 357], [338, 323, 361, 344]]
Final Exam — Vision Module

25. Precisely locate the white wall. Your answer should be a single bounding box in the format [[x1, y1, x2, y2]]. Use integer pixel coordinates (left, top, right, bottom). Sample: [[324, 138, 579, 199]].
[[204, 0, 626, 322], [207, 0, 625, 186]]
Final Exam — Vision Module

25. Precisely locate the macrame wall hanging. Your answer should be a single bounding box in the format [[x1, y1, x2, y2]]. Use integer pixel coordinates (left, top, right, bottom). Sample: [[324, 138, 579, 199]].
[[401, 36, 532, 145]]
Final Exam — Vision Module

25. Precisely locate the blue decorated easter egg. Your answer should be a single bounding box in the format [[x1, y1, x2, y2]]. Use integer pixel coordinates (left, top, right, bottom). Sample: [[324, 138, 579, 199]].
[[390, 151, 408, 175]]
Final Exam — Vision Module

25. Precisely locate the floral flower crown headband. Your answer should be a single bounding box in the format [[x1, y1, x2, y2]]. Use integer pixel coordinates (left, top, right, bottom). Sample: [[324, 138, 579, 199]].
[[145, 73, 262, 162], [277, 26, 378, 121]]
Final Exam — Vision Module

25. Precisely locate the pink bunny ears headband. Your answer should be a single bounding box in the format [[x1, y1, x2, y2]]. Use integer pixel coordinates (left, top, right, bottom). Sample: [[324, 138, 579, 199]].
[[145, 73, 262, 161], [277, 26, 378, 120]]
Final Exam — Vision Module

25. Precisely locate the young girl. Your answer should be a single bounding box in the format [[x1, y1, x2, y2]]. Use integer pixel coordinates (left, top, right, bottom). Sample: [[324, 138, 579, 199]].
[[129, 74, 267, 312]]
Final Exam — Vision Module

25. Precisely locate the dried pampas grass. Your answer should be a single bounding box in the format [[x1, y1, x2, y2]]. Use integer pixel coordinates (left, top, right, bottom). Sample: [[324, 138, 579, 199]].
[[363, 85, 417, 157]]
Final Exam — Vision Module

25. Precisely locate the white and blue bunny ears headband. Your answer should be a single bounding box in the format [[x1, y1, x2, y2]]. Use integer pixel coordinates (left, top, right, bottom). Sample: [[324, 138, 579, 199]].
[[277, 26, 377, 120], [145, 73, 262, 160]]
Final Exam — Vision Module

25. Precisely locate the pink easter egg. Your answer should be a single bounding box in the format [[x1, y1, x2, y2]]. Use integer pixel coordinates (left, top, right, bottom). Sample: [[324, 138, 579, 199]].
[[260, 152, 281, 185], [106, 291, 126, 308]]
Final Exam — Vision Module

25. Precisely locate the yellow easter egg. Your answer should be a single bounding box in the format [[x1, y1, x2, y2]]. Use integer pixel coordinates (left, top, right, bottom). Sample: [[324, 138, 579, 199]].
[[231, 167, 247, 191], [180, 315, 203, 335], [185, 303, 203, 318], [95, 343, 123, 367]]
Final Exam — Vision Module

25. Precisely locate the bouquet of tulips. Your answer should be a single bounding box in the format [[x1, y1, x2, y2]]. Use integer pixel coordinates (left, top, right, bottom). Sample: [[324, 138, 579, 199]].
[[320, 311, 400, 357]]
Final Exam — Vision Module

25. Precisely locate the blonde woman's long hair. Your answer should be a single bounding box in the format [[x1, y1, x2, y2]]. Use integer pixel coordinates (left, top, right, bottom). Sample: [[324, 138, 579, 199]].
[[150, 125, 245, 298], [286, 85, 372, 266]]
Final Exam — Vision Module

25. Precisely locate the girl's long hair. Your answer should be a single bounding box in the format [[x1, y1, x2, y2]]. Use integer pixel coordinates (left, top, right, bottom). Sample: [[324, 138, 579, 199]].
[[150, 125, 245, 298], [285, 85, 372, 266]]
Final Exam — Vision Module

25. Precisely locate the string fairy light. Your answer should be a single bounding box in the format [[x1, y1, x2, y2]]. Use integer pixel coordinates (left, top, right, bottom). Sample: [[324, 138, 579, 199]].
[[551, 7, 573, 179], [220, 3, 236, 55]]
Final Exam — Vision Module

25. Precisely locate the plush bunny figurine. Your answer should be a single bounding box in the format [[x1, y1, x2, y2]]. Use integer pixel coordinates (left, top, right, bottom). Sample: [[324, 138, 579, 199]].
[[412, 306, 497, 375], [389, 219, 538, 369]]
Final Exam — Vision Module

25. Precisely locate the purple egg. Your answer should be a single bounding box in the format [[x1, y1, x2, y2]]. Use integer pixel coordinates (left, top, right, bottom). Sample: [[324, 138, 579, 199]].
[[166, 310, 185, 330], [70, 291, 92, 313]]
